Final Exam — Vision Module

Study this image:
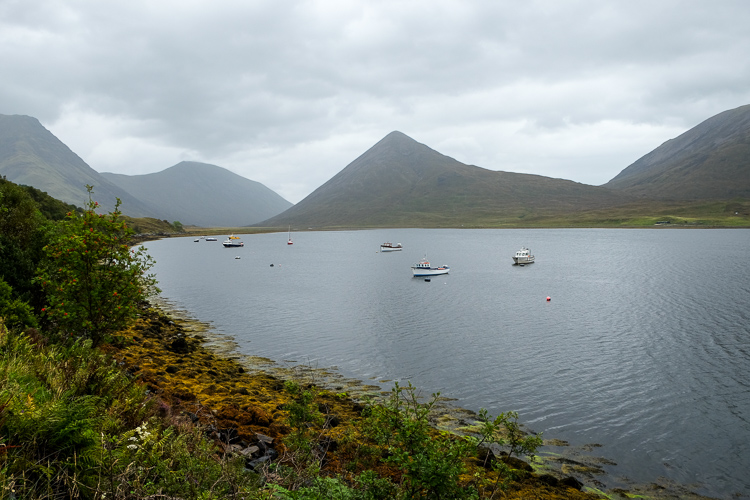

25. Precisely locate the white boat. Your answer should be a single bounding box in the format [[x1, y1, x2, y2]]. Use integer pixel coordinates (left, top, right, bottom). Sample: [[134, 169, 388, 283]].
[[222, 235, 244, 248], [287, 226, 293, 245], [513, 247, 534, 264], [205, 237, 217, 241], [380, 242, 403, 252], [411, 257, 449, 277]]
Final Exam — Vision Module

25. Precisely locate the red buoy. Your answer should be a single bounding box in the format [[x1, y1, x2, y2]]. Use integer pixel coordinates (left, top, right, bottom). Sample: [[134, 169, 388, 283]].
[[546, 296, 551, 301]]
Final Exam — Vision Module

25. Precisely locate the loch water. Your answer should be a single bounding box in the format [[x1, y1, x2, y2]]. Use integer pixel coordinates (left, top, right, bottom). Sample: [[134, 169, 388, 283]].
[[143, 228, 750, 498]]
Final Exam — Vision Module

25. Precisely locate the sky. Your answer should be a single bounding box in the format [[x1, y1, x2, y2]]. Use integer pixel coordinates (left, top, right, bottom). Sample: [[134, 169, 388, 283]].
[[2, 1, 750, 204]]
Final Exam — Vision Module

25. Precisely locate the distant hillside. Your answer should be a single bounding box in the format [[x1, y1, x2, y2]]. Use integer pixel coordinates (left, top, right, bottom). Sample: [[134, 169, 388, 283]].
[[101, 162, 292, 227], [259, 131, 634, 228], [604, 104, 750, 199], [0, 114, 152, 215], [0, 114, 292, 226]]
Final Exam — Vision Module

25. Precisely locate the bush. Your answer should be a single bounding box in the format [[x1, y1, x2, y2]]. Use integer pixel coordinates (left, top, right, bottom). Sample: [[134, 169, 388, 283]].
[[363, 382, 477, 500], [0, 279, 37, 330], [36, 186, 159, 345]]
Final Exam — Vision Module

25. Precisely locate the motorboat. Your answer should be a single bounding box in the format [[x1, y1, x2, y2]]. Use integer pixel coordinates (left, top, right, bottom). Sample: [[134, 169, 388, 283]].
[[411, 257, 449, 277], [205, 237, 217, 241], [513, 247, 534, 265], [380, 242, 403, 252], [222, 235, 244, 248]]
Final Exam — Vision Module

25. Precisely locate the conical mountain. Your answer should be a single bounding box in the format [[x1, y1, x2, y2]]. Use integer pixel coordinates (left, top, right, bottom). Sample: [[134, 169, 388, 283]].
[[0, 114, 152, 213], [604, 104, 750, 199], [260, 131, 632, 227], [101, 162, 292, 227]]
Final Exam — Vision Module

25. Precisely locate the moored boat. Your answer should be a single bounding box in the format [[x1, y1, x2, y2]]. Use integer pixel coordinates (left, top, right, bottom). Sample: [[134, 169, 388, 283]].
[[512, 247, 534, 264], [222, 235, 244, 248], [411, 257, 449, 277], [380, 242, 403, 252], [287, 226, 293, 245], [205, 237, 217, 241]]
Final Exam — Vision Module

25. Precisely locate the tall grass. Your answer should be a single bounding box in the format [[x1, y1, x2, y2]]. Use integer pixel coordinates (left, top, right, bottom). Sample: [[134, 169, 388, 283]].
[[0, 323, 257, 499]]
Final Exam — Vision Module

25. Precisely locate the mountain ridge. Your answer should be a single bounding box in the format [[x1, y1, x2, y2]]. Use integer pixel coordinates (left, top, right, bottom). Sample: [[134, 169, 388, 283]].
[[101, 162, 292, 227], [0, 114, 292, 226], [0, 114, 153, 214], [259, 131, 635, 227], [603, 104, 750, 199]]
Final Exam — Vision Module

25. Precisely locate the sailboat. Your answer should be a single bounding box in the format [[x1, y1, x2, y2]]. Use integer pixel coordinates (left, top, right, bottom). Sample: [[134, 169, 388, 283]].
[[287, 226, 293, 245]]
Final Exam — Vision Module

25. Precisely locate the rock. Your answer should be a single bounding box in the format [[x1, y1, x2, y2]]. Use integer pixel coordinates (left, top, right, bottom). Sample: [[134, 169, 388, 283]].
[[256, 433, 274, 447], [560, 476, 583, 490], [169, 336, 191, 354], [476, 446, 497, 468], [247, 454, 272, 471], [537, 474, 559, 486], [325, 414, 341, 428], [503, 455, 533, 472], [239, 445, 260, 457], [216, 427, 240, 444]]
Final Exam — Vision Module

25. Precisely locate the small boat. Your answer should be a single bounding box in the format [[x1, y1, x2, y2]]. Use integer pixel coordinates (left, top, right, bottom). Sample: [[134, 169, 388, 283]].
[[222, 235, 244, 248], [235, 256, 241, 259], [194, 238, 200, 242], [205, 237, 217, 241], [380, 242, 403, 252], [411, 257, 449, 277], [513, 247, 534, 265], [287, 226, 293, 245]]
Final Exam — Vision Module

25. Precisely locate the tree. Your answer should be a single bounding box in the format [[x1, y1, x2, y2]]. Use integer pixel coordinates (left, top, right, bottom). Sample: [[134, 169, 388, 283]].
[[0, 278, 37, 330], [36, 186, 159, 345], [0, 178, 51, 306]]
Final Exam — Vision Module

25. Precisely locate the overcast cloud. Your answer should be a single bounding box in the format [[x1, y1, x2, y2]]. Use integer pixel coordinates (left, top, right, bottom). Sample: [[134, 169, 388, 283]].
[[2, 0, 749, 203]]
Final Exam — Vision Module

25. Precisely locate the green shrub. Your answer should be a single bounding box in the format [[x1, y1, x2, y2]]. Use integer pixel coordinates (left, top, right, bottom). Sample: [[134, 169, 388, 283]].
[[0, 279, 37, 330], [363, 382, 477, 500], [36, 185, 159, 346]]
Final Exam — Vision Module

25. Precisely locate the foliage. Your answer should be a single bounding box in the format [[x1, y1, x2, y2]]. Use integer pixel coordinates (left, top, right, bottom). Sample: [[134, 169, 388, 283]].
[[0, 178, 52, 307], [0, 320, 258, 499], [14, 181, 82, 221], [36, 186, 159, 345], [0, 279, 37, 330], [267, 476, 366, 499], [363, 381, 477, 500], [274, 380, 328, 491], [0, 177, 46, 245]]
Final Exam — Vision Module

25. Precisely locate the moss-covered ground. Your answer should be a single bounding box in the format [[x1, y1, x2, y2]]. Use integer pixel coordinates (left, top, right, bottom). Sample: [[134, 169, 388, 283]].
[[103, 303, 717, 499], [106, 304, 611, 499]]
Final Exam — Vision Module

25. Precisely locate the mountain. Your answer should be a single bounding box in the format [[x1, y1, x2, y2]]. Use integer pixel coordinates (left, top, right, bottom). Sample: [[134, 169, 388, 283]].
[[101, 162, 292, 227], [604, 104, 750, 199], [0, 114, 152, 214], [259, 131, 634, 227], [0, 114, 292, 226]]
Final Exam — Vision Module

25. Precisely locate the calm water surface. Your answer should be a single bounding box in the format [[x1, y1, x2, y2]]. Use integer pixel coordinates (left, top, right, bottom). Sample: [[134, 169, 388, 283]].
[[144, 229, 750, 498]]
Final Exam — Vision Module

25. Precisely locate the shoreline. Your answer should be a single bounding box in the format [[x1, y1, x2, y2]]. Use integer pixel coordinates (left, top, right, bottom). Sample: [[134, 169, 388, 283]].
[[111, 298, 716, 499]]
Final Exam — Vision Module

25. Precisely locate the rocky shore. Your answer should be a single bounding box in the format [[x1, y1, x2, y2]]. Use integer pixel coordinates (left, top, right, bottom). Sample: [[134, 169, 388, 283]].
[[107, 302, 710, 499]]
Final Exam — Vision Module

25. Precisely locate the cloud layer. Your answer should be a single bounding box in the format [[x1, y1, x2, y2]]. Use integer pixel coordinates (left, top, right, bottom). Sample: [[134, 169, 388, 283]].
[[3, 0, 749, 202]]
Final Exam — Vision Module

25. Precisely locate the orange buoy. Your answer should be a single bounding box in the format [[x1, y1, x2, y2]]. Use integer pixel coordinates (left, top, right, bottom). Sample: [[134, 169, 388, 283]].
[[546, 296, 551, 301]]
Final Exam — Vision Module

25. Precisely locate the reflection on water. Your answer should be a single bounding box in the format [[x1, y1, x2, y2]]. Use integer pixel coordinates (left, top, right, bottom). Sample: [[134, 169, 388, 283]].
[[144, 228, 750, 498]]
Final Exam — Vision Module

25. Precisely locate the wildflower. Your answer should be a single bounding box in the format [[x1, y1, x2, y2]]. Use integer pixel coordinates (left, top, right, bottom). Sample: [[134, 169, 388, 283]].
[[127, 444, 138, 450]]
